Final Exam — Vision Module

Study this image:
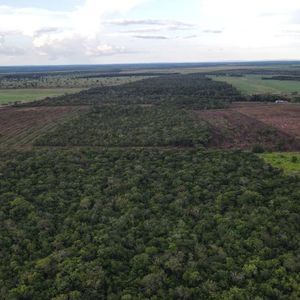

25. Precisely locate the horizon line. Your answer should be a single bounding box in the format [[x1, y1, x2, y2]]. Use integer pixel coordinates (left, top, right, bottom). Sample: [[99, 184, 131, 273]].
[[1, 59, 300, 68]]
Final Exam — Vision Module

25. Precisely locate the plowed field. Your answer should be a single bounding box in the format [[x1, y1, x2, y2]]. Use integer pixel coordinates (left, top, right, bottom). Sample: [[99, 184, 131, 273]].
[[0, 106, 88, 147], [195, 103, 300, 151]]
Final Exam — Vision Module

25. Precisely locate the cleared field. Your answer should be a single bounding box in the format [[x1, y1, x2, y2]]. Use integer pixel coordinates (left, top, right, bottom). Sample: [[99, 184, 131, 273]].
[[0, 106, 88, 147], [0, 88, 83, 105], [232, 103, 300, 140], [260, 152, 300, 174], [195, 109, 299, 151], [211, 75, 300, 95]]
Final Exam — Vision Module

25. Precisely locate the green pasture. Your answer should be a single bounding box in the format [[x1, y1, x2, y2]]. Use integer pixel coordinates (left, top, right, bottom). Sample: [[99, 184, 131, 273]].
[[260, 152, 300, 174], [211, 75, 300, 95], [0, 88, 83, 105]]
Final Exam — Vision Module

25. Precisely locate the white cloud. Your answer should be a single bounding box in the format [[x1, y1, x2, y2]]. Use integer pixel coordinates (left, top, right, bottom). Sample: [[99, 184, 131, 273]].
[[0, 0, 300, 63], [86, 44, 126, 57], [0, 31, 30, 56], [0, 0, 147, 60], [108, 19, 194, 27], [133, 35, 168, 40], [198, 0, 300, 48]]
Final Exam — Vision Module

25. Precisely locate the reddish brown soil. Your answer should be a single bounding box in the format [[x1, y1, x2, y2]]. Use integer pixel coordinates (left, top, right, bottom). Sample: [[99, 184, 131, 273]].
[[0, 106, 88, 147], [195, 107, 300, 151], [231, 103, 300, 140]]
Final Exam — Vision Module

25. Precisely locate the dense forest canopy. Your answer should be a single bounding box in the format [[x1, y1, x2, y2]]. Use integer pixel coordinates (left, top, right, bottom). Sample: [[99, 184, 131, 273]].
[[0, 149, 299, 299], [35, 106, 210, 147], [1, 63, 300, 299]]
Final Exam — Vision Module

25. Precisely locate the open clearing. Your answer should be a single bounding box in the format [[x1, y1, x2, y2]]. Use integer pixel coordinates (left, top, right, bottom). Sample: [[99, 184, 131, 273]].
[[0, 106, 88, 147], [210, 75, 300, 95], [195, 108, 299, 151], [0, 88, 83, 105], [260, 152, 300, 174], [232, 103, 300, 140]]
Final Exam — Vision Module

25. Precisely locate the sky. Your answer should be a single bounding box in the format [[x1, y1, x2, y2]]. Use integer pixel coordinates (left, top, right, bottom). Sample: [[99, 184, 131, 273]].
[[0, 0, 300, 65]]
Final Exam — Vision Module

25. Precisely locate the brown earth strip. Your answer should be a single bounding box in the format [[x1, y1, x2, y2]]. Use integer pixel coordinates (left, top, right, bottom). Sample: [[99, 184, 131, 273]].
[[194, 108, 300, 151], [0, 106, 89, 147], [231, 102, 300, 140]]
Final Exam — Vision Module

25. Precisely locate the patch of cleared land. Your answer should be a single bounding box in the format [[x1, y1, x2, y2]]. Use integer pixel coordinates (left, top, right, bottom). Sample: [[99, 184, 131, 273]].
[[0, 106, 88, 147], [195, 109, 299, 151], [0, 88, 83, 105], [211, 75, 300, 95], [260, 152, 300, 174], [232, 103, 300, 140]]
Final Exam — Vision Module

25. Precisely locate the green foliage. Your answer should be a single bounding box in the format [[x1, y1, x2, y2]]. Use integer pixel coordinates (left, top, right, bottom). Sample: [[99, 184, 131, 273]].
[[28, 74, 243, 108], [252, 144, 265, 153], [35, 106, 210, 147], [1, 64, 300, 300], [0, 72, 149, 89], [0, 88, 83, 105], [210, 74, 300, 96], [0, 149, 299, 299], [260, 152, 300, 174]]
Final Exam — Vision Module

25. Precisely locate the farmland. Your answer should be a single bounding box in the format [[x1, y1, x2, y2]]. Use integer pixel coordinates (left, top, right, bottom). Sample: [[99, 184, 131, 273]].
[[0, 88, 83, 105], [211, 75, 300, 95], [195, 108, 299, 151], [0, 106, 88, 147], [232, 102, 300, 140], [0, 66, 159, 105]]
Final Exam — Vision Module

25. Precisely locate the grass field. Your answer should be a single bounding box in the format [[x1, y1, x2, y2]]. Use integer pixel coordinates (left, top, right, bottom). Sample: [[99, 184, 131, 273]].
[[211, 75, 300, 95], [260, 152, 300, 173], [0, 88, 83, 105]]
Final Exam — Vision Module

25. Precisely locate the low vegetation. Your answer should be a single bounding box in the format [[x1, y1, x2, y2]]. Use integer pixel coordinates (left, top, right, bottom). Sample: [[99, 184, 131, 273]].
[[0, 88, 83, 105], [210, 75, 300, 96], [260, 152, 300, 174]]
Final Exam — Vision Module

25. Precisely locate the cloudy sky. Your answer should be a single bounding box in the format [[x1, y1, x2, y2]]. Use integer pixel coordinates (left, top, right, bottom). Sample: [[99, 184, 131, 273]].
[[0, 0, 300, 65]]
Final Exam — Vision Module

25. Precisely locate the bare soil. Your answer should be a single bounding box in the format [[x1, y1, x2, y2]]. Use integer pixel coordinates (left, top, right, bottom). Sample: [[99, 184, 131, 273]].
[[231, 102, 300, 140], [195, 105, 300, 151], [0, 106, 88, 147]]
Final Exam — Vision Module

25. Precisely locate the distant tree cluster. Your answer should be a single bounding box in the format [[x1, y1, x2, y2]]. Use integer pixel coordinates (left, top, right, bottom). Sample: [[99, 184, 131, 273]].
[[262, 75, 300, 81], [209, 68, 300, 77], [249, 94, 290, 102]]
